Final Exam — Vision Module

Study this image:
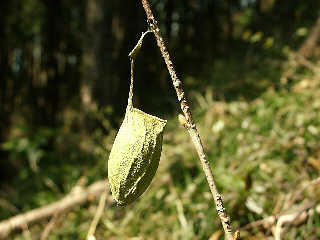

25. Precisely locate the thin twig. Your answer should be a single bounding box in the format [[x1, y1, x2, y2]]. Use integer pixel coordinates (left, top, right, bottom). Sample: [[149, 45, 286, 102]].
[[281, 52, 320, 83], [140, 1, 236, 239], [285, 177, 320, 211], [87, 190, 108, 240], [40, 213, 60, 240], [295, 53, 320, 74], [242, 202, 319, 239], [0, 199, 18, 214], [241, 216, 276, 231], [242, 177, 320, 235], [274, 201, 314, 240], [22, 223, 33, 240], [169, 181, 188, 234], [128, 31, 151, 59]]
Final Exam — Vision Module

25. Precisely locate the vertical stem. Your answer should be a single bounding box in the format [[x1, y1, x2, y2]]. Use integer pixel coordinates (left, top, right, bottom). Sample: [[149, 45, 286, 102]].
[[128, 30, 151, 109], [87, 190, 108, 240], [128, 58, 134, 108], [140, 0, 236, 239]]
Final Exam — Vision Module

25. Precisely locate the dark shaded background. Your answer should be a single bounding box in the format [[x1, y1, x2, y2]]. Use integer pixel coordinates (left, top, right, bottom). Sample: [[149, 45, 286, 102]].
[[1, 0, 319, 130]]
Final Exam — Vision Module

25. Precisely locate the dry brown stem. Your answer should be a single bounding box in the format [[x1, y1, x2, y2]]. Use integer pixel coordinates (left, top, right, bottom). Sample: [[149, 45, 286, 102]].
[[86, 190, 108, 240], [242, 178, 320, 234], [40, 213, 60, 240], [242, 202, 318, 232], [282, 43, 320, 84], [0, 181, 107, 239], [285, 177, 320, 211], [297, 16, 320, 58], [140, 0, 236, 239], [274, 201, 314, 240]]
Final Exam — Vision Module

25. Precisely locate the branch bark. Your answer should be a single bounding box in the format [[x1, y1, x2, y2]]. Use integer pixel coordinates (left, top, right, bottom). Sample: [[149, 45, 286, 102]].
[[140, 1, 236, 239], [241, 202, 318, 239], [241, 177, 320, 238], [40, 212, 60, 240], [274, 202, 313, 240], [298, 16, 320, 58], [0, 181, 108, 239], [86, 190, 108, 240]]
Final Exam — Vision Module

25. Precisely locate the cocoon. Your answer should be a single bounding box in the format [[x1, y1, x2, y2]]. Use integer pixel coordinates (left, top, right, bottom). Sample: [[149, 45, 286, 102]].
[[108, 106, 166, 206]]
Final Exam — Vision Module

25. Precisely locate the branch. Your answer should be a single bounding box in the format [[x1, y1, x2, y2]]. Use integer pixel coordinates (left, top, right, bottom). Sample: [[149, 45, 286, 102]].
[[298, 16, 320, 58], [284, 177, 320, 211], [86, 190, 108, 240], [140, 1, 236, 239], [242, 177, 320, 234], [241, 202, 319, 233], [40, 212, 60, 240], [274, 202, 314, 240], [0, 181, 108, 239]]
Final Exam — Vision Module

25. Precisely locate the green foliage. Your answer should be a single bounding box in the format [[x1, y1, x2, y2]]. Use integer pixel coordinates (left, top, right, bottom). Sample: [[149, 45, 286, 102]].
[[6, 67, 319, 239], [2, 126, 55, 172]]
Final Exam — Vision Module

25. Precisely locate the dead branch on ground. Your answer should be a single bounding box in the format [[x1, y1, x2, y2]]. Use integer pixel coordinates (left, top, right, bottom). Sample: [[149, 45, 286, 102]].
[[241, 177, 320, 239], [0, 181, 108, 239]]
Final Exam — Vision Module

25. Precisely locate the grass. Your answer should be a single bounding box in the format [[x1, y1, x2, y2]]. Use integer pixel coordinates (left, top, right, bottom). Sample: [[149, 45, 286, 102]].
[[4, 61, 320, 239]]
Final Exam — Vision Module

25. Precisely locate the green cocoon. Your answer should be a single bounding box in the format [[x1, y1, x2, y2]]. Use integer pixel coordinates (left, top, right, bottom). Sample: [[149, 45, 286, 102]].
[[108, 106, 166, 206]]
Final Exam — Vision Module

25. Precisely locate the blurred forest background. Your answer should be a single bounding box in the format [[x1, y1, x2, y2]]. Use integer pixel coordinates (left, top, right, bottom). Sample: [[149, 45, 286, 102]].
[[1, 0, 320, 239]]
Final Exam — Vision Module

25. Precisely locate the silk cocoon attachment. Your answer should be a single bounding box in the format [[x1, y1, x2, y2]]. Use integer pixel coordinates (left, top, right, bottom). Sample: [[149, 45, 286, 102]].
[[107, 58, 167, 206]]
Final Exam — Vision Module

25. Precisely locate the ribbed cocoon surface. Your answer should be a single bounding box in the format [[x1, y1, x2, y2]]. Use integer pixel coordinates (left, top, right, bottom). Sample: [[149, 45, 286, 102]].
[[108, 106, 166, 206]]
